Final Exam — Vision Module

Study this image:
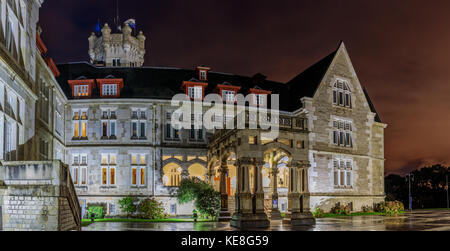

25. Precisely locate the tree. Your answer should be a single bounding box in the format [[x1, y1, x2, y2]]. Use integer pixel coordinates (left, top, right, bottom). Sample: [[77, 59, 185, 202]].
[[118, 196, 138, 217], [137, 198, 166, 219], [177, 177, 220, 219]]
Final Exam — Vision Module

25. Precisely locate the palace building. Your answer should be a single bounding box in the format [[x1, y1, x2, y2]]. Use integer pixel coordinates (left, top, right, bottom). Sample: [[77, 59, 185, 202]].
[[0, 0, 386, 228]]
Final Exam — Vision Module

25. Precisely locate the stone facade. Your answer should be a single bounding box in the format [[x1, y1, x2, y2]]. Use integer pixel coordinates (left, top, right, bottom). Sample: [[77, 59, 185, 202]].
[[0, 161, 81, 231], [89, 23, 146, 67], [302, 43, 386, 212]]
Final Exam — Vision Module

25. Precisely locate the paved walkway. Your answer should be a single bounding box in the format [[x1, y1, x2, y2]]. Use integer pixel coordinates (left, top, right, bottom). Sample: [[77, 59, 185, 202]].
[[82, 210, 450, 231]]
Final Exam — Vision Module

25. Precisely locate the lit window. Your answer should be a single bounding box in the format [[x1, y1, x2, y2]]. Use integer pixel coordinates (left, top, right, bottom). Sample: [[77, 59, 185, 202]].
[[131, 154, 146, 186], [131, 109, 147, 139], [74, 85, 89, 97], [101, 110, 117, 139], [72, 154, 88, 186], [101, 154, 117, 186], [73, 109, 88, 140]]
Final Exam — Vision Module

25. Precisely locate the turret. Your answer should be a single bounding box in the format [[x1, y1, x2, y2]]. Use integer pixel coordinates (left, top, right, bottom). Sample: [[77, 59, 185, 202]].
[[88, 20, 146, 67]]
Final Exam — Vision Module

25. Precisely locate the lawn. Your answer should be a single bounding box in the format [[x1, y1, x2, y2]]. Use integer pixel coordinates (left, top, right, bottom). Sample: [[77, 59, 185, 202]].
[[81, 218, 215, 227], [320, 212, 395, 218]]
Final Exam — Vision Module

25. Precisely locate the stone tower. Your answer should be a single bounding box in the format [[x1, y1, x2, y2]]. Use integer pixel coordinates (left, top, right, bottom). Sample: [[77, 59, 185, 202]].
[[88, 22, 146, 67]]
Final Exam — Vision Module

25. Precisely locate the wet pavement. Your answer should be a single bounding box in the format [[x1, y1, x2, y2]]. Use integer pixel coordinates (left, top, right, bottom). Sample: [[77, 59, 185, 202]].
[[83, 210, 450, 231]]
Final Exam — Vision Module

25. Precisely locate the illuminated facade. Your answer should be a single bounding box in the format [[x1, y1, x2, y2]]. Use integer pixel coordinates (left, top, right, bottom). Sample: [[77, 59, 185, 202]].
[[0, 2, 386, 222]]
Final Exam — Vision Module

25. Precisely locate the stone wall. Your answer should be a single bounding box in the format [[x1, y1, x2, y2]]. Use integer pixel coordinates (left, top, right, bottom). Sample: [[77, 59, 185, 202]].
[[0, 161, 81, 231]]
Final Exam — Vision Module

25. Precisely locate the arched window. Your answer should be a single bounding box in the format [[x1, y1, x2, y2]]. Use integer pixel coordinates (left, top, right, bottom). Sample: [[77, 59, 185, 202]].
[[163, 163, 182, 187], [188, 163, 206, 181], [333, 80, 352, 108]]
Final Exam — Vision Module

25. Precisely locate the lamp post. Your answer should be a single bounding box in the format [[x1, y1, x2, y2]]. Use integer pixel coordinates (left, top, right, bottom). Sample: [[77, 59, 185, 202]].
[[406, 173, 414, 212], [446, 174, 449, 211]]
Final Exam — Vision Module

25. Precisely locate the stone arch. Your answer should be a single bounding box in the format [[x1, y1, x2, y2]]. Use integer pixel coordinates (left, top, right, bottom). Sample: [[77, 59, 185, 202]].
[[188, 163, 207, 181], [162, 162, 182, 187]]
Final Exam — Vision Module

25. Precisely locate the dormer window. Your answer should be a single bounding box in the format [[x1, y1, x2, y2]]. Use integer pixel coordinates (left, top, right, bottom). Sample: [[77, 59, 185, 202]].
[[216, 83, 241, 103], [254, 94, 266, 106], [68, 78, 95, 98], [249, 87, 272, 107], [222, 90, 236, 102], [97, 77, 124, 98], [188, 86, 203, 100], [197, 66, 211, 81], [200, 70, 207, 81], [74, 85, 89, 97], [102, 84, 118, 96]]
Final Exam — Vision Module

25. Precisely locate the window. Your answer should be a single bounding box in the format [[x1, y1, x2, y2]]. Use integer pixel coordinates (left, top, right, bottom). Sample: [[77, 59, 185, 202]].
[[131, 109, 147, 139], [74, 85, 89, 97], [39, 80, 50, 123], [253, 94, 266, 106], [170, 204, 177, 214], [333, 159, 353, 188], [222, 90, 236, 102], [332, 119, 353, 147], [102, 84, 118, 96], [131, 154, 146, 187], [188, 86, 203, 100], [333, 80, 352, 108], [55, 100, 63, 136], [72, 154, 88, 186], [5, 19, 13, 54], [73, 109, 88, 140], [112, 58, 121, 67], [101, 154, 117, 186], [101, 110, 117, 139], [189, 124, 204, 142], [4, 121, 12, 161], [165, 112, 180, 141], [39, 139, 49, 160], [163, 163, 182, 187], [199, 70, 207, 81]]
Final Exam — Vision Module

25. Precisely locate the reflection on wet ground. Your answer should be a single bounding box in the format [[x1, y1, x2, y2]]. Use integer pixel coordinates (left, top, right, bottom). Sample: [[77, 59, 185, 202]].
[[83, 210, 450, 231]]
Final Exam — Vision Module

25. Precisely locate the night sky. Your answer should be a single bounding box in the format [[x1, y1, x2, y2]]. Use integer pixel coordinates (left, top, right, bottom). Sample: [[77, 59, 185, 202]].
[[39, 0, 450, 175]]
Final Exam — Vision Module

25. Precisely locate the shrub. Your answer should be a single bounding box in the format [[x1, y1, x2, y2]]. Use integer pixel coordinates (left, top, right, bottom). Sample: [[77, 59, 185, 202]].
[[118, 196, 138, 217], [137, 198, 165, 219], [177, 177, 221, 220], [374, 201, 404, 216], [361, 205, 374, 213], [330, 204, 351, 215], [87, 206, 104, 219], [312, 208, 324, 218]]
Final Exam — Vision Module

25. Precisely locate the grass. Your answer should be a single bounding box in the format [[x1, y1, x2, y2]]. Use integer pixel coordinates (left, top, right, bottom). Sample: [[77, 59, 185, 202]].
[[81, 217, 215, 227], [320, 212, 392, 218]]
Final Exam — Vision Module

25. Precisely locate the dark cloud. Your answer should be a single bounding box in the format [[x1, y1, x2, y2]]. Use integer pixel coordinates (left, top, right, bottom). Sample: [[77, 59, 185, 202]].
[[39, 0, 450, 175]]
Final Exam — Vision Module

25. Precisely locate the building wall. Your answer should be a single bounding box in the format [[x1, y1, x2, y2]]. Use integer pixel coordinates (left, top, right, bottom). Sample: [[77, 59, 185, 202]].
[[304, 44, 386, 212]]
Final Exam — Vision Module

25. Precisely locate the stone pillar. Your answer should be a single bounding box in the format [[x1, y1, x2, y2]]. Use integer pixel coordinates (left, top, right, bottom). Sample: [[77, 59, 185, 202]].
[[269, 166, 282, 220], [218, 164, 231, 221], [284, 162, 315, 226], [253, 160, 267, 216], [231, 158, 269, 228]]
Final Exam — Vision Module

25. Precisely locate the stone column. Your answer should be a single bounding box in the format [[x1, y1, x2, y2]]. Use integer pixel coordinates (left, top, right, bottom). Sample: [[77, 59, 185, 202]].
[[269, 166, 282, 220], [284, 162, 300, 224], [218, 164, 231, 221], [231, 157, 269, 228], [253, 160, 266, 215]]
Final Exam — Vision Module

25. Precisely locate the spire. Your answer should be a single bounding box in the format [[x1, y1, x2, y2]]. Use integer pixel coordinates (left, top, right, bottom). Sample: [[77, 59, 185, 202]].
[[115, 0, 121, 31]]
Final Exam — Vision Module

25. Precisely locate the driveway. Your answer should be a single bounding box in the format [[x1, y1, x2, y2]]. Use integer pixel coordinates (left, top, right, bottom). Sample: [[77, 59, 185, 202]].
[[82, 210, 450, 231]]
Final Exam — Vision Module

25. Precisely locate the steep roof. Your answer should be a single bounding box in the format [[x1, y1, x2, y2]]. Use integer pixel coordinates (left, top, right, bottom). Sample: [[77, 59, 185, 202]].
[[56, 62, 285, 101], [56, 46, 382, 123], [283, 49, 338, 111]]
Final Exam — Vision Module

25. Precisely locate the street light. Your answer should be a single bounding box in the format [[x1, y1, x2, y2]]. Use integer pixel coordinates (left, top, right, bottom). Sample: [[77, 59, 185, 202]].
[[405, 173, 414, 211]]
